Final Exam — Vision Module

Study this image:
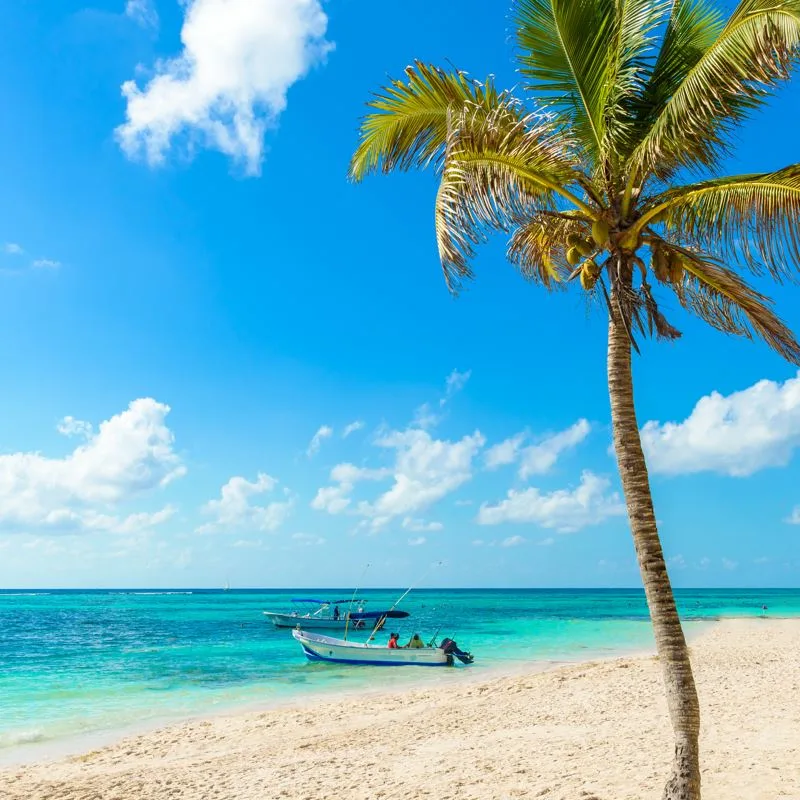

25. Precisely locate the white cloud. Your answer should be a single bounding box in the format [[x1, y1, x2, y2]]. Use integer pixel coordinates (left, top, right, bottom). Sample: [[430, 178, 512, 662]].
[[412, 402, 440, 430], [722, 557, 738, 571], [785, 507, 800, 525], [113, 505, 177, 534], [21, 505, 176, 537], [198, 473, 293, 533], [310, 484, 351, 514], [310, 464, 390, 514], [471, 539, 485, 546], [484, 432, 526, 470], [538, 537, 555, 546], [116, 0, 332, 174], [312, 428, 484, 531], [232, 538, 269, 550], [519, 419, 591, 478], [408, 536, 426, 547], [357, 429, 485, 527], [21, 537, 68, 556], [401, 517, 443, 532], [413, 369, 472, 429], [667, 554, 687, 570], [477, 471, 624, 533], [125, 0, 159, 29], [754, 556, 770, 564], [441, 369, 471, 406], [3, 243, 23, 255], [292, 532, 325, 546], [698, 556, 711, 570], [307, 424, 333, 458], [502, 535, 526, 547], [32, 259, 61, 269], [56, 416, 94, 439], [641, 373, 800, 476], [0, 398, 185, 534], [342, 420, 364, 438]]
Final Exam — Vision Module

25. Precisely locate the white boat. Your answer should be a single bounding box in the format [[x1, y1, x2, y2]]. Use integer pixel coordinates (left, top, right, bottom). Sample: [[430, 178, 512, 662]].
[[292, 629, 473, 667], [263, 598, 409, 631], [263, 611, 363, 630]]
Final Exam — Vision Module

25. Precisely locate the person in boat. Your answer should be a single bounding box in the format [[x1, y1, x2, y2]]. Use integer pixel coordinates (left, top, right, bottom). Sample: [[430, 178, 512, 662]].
[[387, 632, 400, 649], [405, 633, 424, 649], [333, 605, 340, 621]]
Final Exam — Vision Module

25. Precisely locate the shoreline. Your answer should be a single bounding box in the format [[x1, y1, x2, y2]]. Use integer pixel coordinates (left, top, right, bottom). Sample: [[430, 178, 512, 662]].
[[0, 619, 800, 800], [0, 617, 718, 769], [5, 618, 798, 799]]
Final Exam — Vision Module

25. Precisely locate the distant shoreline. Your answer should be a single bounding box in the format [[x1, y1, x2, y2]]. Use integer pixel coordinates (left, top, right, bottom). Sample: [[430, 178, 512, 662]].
[[2, 586, 798, 591]]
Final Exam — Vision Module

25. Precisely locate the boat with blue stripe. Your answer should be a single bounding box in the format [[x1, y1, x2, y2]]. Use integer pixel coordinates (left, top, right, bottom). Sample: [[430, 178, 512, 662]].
[[263, 598, 409, 630], [292, 629, 474, 667]]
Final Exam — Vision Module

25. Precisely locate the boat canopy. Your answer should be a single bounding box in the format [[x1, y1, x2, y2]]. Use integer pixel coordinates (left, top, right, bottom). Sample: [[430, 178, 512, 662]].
[[349, 609, 410, 620], [290, 597, 363, 605]]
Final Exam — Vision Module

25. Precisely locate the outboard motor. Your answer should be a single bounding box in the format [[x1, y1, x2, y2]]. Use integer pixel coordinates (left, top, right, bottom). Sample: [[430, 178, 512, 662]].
[[439, 637, 474, 665]]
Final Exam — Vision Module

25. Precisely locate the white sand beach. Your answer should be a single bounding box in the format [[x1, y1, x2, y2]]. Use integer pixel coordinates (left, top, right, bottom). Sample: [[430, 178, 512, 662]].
[[2, 618, 797, 800]]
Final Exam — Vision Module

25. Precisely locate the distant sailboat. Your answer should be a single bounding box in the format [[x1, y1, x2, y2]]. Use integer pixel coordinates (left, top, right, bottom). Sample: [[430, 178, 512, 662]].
[[224, 578, 230, 592]]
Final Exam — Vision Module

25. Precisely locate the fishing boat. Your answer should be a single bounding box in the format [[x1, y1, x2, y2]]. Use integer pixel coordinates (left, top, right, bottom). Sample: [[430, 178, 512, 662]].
[[263, 598, 410, 631], [292, 629, 474, 667]]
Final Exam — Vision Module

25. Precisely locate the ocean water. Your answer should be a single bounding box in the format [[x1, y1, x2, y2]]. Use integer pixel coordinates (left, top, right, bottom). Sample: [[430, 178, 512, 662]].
[[1, 588, 798, 760]]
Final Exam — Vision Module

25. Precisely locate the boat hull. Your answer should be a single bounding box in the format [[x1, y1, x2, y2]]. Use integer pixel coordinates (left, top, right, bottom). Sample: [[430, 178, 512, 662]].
[[292, 629, 451, 666], [263, 612, 363, 630]]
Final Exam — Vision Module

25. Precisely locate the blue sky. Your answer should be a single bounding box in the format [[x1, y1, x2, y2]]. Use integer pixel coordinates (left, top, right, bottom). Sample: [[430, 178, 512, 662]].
[[0, 0, 799, 589]]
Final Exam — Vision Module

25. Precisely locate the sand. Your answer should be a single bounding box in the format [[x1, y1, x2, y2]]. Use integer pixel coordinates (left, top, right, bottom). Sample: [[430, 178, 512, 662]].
[[1, 618, 798, 800]]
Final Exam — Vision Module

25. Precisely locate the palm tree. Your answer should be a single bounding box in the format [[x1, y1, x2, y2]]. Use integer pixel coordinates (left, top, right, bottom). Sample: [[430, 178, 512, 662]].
[[349, 2, 800, 798]]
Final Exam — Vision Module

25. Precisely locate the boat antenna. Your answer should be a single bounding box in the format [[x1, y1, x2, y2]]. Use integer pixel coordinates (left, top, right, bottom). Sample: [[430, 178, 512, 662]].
[[367, 561, 443, 642], [344, 562, 370, 641]]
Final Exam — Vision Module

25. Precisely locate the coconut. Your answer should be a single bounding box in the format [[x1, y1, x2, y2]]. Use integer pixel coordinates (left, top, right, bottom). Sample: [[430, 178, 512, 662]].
[[591, 219, 610, 246], [566, 232, 582, 249], [576, 238, 594, 257], [566, 247, 581, 266], [585, 258, 601, 279], [580, 266, 597, 291]]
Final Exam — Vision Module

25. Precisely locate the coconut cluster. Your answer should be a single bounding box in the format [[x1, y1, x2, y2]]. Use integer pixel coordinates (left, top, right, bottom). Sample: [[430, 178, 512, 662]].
[[651, 244, 686, 285], [569, 220, 610, 291]]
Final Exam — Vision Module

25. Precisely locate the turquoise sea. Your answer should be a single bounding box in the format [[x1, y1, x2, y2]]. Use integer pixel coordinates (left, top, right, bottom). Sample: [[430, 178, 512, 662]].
[[2, 588, 799, 761]]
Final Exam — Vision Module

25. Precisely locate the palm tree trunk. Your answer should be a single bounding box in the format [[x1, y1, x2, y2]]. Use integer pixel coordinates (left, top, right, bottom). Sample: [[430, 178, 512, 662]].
[[607, 296, 701, 800]]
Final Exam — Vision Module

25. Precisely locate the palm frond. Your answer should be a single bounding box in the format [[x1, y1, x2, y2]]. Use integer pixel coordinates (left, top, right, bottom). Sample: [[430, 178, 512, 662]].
[[628, 0, 800, 178], [638, 279, 684, 340], [513, 0, 619, 158], [434, 103, 583, 290], [441, 107, 593, 228], [673, 249, 800, 364], [434, 167, 483, 292], [605, 0, 674, 156], [507, 213, 586, 287], [624, 0, 722, 167], [349, 62, 513, 182], [643, 164, 800, 281]]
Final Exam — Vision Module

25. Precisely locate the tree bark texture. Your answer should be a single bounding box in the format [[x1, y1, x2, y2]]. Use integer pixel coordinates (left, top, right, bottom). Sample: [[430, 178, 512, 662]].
[[607, 293, 702, 800]]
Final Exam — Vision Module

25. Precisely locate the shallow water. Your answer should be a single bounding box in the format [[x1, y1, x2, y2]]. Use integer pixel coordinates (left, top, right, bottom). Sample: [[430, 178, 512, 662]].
[[1, 587, 797, 756]]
